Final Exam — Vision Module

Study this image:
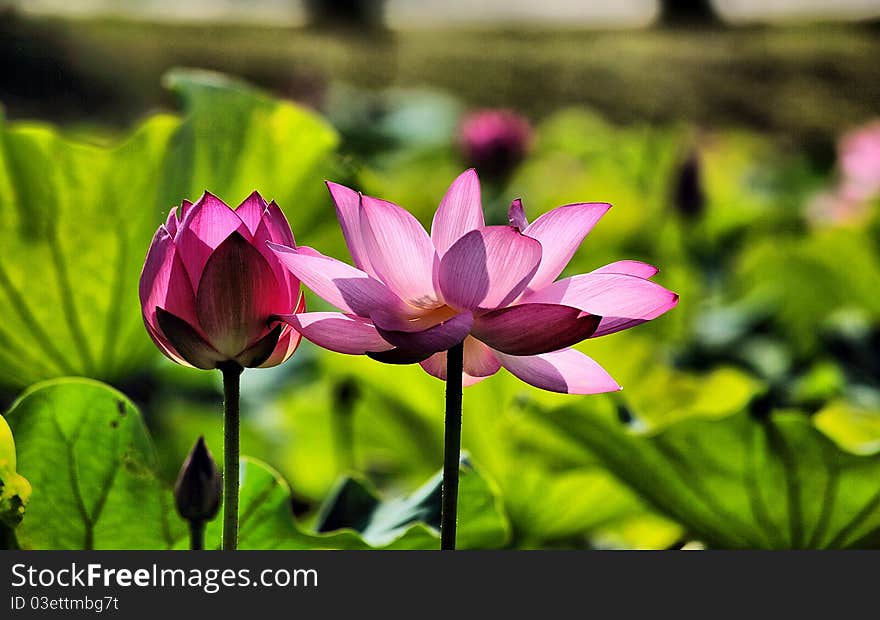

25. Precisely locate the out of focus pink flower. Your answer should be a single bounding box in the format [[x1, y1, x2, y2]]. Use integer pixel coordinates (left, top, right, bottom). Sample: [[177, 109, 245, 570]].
[[457, 109, 533, 178], [139, 191, 304, 370], [839, 120, 880, 202], [808, 121, 880, 226], [271, 170, 678, 394]]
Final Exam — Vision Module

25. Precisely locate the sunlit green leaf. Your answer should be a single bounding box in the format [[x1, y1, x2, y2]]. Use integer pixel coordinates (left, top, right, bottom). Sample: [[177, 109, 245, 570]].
[[315, 456, 510, 549], [0, 113, 179, 388], [5, 378, 182, 549], [0, 69, 340, 389], [532, 401, 880, 548]]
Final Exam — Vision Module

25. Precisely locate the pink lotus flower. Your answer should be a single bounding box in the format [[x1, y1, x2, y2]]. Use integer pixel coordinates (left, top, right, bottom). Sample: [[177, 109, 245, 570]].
[[458, 109, 533, 178], [140, 191, 304, 370], [270, 170, 678, 394]]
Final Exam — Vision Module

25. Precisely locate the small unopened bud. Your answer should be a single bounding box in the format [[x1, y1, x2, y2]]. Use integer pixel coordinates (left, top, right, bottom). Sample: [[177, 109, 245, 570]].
[[174, 436, 222, 523], [673, 150, 705, 220], [333, 377, 360, 414]]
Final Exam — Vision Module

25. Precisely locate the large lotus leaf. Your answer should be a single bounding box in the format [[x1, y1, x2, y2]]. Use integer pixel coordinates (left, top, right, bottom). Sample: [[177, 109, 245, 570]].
[[531, 399, 880, 549], [4, 379, 505, 550], [0, 113, 180, 388], [274, 348, 677, 549], [159, 69, 339, 234], [0, 69, 340, 389], [4, 378, 182, 549], [733, 228, 880, 356], [314, 456, 510, 549], [699, 131, 811, 242]]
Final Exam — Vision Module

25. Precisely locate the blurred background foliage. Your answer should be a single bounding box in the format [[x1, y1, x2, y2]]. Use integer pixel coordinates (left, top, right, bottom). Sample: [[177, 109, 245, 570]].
[[3, 0, 880, 549]]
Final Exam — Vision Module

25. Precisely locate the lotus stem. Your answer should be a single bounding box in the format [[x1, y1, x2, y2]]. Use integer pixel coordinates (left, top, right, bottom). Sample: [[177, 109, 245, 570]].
[[189, 520, 205, 551], [441, 342, 464, 550], [220, 361, 243, 551]]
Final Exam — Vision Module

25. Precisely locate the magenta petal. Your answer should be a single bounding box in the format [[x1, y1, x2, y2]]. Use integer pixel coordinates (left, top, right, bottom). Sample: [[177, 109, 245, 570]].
[[174, 191, 249, 288], [196, 232, 282, 357], [508, 198, 528, 231], [375, 312, 473, 356], [139, 227, 198, 331], [164, 207, 180, 237], [472, 303, 600, 356], [419, 337, 501, 386], [279, 312, 393, 355], [179, 199, 194, 221], [522, 273, 678, 336], [235, 191, 268, 235], [522, 202, 611, 291], [368, 348, 435, 365], [235, 323, 283, 368], [258, 294, 306, 368], [326, 181, 375, 274], [591, 260, 659, 279], [495, 348, 621, 394], [438, 226, 542, 312], [264, 200, 296, 247], [257, 327, 299, 369], [269, 244, 411, 320], [431, 169, 485, 256], [252, 211, 298, 310], [144, 319, 190, 367], [155, 308, 223, 370], [359, 193, 440, 308]]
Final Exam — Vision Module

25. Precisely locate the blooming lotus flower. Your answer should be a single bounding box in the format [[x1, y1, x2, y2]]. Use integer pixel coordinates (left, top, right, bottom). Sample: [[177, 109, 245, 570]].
[[270, 170, 678, 394], [139, 191, 304, 370], [458, 109, 533, 178]]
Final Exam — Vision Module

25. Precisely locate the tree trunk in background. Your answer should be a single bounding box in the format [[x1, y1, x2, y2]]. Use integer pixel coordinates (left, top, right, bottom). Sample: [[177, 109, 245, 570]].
[[657, 0, 722, 27]]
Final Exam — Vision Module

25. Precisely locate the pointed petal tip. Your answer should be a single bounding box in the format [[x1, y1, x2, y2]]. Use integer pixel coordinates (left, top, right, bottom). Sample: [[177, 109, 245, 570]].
[[508, 198, 528, 230], [241, 188, 268, 203], [198, 189, 221, 203], [266, 240, 296, 254]]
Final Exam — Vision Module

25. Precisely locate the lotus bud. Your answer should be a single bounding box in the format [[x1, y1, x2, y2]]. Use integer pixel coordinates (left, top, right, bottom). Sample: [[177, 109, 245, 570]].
[[457, 109, 533, 179], [139, 191, 306, 371], [174, 436, 222, 524], [673, 149, 705, 220]]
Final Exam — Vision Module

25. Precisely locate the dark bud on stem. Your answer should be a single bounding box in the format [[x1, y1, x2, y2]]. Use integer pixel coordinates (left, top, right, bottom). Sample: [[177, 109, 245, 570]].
[[175, 436, 222, 523], [673, 149, 706, 220], [333, 377, 360, 414]]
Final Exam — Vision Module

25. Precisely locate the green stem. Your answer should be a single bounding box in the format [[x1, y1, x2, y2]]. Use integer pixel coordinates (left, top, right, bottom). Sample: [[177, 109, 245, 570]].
[[441, 342, 464, 550], [189, 520, 205, 551], [220, 361, 243, 551]]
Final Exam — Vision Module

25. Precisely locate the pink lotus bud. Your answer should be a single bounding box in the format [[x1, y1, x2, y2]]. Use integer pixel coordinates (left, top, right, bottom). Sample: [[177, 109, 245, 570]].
[[457, 109, 533, 179], [139, 191, 305, 370]]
